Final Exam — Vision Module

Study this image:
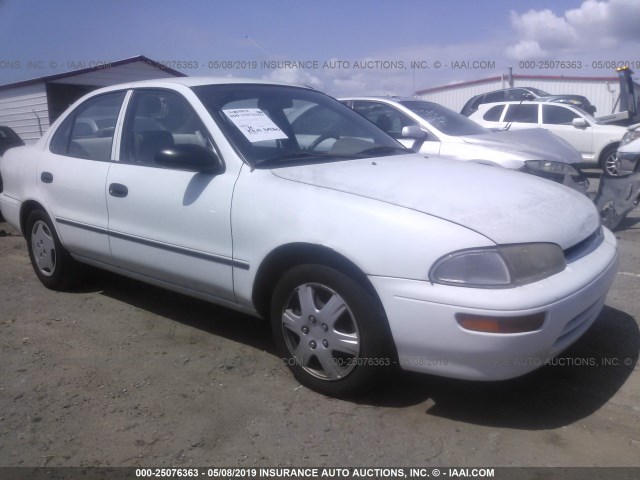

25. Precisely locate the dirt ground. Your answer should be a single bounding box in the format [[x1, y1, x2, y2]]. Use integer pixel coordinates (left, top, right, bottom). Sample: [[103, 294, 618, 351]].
[[1, 191, 639, 467]]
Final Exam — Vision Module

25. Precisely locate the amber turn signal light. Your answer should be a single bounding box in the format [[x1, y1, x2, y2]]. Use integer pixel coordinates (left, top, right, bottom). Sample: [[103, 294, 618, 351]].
[[455, 312, 546, 334]]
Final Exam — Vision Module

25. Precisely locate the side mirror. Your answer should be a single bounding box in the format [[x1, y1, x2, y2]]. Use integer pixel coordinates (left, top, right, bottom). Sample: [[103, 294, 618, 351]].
[[155, 144, 224, 174], [572, 118, 589, 129], [401, 125, 429, 152]]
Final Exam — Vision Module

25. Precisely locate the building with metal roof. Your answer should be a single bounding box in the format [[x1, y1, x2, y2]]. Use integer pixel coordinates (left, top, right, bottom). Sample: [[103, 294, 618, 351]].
[[0, 55, 186, 144]]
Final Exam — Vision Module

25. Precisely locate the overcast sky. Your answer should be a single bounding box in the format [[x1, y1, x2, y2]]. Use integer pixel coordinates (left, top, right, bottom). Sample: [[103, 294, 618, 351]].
[[1, 0, 639, 96]]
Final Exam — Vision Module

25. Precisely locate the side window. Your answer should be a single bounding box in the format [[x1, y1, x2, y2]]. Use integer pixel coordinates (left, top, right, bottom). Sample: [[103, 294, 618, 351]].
[[483, 91, 505, 103], [503, 104, 539, 123], [50, 92, 125, 161], [351, 101, 416, 139], [543, 105, 580, 125], [121, 90, 213, 166], [506, 89, 528, 101], [483, 105, 505, 121]]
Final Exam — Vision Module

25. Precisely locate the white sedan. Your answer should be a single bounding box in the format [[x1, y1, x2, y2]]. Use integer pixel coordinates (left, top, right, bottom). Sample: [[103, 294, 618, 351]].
[[469, 101, 628, 175], [0, 78, 619, 397]]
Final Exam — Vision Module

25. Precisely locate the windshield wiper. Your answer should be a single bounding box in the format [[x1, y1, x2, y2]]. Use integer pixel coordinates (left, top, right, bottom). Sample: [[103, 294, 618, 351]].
[[354, 145, 411, 157], [254, 151, 326, 167]]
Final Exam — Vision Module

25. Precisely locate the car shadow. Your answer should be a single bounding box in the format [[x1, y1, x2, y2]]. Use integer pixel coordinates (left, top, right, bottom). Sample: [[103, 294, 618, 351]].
[[79, 269, 276, 353], [615, 214, 640, 230], [82, 271, 638, 430], [357, 305, 639, 429]]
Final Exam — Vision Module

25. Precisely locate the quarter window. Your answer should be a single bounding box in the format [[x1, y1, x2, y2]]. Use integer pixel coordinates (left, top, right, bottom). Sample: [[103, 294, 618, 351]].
[[50, 92, 125, 161]]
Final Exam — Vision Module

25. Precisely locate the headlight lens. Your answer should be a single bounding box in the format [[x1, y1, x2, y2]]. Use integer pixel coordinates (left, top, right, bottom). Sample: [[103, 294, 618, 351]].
[[523, 160, 588, 191], [524, 160, 579, 176], [430, 243, 566, 288], [620, 129, 640, 147]]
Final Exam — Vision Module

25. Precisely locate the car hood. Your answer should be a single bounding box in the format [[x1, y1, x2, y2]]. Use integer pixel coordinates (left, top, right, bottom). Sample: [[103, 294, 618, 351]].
[[461, 128, 583, 164], [271, 154, 599, 248]]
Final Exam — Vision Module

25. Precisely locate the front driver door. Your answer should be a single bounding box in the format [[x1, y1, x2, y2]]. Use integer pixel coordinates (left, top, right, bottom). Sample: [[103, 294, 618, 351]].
[[106, 88, 239, 301]]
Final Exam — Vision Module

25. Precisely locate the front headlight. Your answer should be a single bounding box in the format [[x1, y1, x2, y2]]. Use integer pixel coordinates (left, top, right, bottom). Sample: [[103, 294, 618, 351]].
[[616, 152, 640, 175], [523, 160, 588, 191], [430, 243, 566, 288], [524, 160, 579, 176], [620, 129, 640, 147]]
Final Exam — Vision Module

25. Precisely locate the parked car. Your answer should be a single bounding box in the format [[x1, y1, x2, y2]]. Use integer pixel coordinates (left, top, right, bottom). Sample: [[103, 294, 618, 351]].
[[469, 101, 628, 176], [0, 126, 25, 222], [0, 126, 24, 156], [340, 96, 588, 193], [461, 87, 597, 117], [0, 78, 618, 397], [595, 128, 640, 229]]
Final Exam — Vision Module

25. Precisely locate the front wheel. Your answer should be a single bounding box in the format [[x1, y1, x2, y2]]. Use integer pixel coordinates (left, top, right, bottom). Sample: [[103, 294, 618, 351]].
[[271, 264, 394, 397], [600, 145, 621, 177], [26, 209, 79, 290]]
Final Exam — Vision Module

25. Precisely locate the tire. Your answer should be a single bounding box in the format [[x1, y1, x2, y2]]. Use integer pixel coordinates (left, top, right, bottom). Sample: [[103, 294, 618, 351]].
[[271, 264, 394, 397], [26, 209, 79, 290], [600, 145, 620, 177]]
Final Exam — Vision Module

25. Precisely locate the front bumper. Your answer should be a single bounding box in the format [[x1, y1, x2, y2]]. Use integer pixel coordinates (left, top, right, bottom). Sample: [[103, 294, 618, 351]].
[[370, 228, 619, 380]]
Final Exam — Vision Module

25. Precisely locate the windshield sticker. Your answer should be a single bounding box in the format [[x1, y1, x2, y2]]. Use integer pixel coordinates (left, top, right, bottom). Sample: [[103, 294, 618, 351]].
[[223, 109, 289, 142]]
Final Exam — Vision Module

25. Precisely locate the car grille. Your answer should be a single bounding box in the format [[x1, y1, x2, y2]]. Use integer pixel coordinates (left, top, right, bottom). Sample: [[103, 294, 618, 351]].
[[563, 226, 604, 263]]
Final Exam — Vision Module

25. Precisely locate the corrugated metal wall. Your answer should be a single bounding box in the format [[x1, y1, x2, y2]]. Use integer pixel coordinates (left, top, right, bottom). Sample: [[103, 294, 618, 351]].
[[0, 61, 182, 144], [418, 78, 621, 116], [417, 78, 505, 113], [516, 79, 619, 117], [0, 83, 49, 144]]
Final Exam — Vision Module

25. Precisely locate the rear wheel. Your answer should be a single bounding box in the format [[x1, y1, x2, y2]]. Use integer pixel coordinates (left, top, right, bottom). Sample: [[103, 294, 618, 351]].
[[26, 209, 79, 290], [271, 264, 394, 397]]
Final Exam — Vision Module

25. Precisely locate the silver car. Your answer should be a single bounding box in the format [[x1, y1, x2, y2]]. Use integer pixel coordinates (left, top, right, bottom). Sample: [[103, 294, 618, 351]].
[[341, 96, 588, 193]]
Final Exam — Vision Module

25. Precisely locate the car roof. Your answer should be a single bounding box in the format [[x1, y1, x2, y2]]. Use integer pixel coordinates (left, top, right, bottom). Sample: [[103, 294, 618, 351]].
[[476, 100, 567, 109], [339, 96, 427, 103], [80, 76, 305, 96]]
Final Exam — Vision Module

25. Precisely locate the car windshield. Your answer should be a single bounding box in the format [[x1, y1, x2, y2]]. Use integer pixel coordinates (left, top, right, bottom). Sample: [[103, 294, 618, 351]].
[[192, 84, 409, 168], [400, 100, 488, 136]]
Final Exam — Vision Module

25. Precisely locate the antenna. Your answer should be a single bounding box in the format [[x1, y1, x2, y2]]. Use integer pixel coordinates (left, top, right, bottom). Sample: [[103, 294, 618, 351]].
[[245, 36, 273, 59]]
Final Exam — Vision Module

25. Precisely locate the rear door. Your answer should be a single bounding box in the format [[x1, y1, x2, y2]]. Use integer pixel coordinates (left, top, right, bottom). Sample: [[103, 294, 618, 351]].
[[105, 88, 238, 300], [500, 103, 541, 130], [38, 91, 126, 263]]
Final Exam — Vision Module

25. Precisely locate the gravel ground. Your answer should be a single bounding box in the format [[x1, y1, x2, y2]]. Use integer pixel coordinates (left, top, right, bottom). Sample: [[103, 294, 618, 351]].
[[1, 182, 639, 468]]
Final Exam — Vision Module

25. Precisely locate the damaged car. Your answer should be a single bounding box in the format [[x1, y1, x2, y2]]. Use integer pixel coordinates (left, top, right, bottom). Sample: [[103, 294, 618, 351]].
[[341, 96, 588, 193], [0, 78, 619, 396], [595, 125, 640, 229], [469, 101, 627, 176]]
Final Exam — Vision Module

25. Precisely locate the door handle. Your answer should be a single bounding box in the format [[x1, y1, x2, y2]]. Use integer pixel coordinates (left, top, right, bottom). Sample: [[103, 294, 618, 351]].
[[108, 183, 128, 198], [40, 172, 53, 183]]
